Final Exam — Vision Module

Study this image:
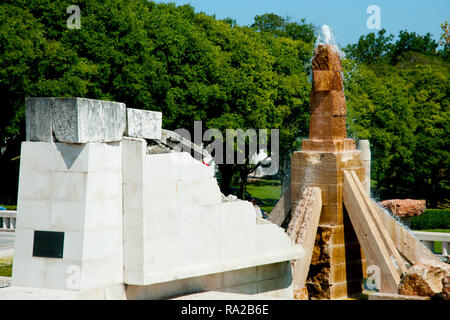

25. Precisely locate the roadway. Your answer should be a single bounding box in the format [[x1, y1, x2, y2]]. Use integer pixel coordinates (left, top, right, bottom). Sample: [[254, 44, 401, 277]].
[[0, 231, 15, 255]]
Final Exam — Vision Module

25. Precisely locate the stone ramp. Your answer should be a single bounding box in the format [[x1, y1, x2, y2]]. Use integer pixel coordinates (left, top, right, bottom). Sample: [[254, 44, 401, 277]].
[[373, 206, 442, 265]]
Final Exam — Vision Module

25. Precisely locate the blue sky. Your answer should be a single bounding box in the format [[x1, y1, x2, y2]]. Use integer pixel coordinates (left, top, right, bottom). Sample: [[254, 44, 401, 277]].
[[154, 0, 449, 47]]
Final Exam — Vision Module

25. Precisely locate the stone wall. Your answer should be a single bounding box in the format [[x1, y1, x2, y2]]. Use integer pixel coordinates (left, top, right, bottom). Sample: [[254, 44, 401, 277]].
[[122, 137, 304, 289]]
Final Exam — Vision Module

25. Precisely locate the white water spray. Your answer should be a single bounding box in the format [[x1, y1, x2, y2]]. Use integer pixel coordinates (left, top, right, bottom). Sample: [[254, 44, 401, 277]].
[[315, 24, 345, 58], [316, 24, 336, 45]]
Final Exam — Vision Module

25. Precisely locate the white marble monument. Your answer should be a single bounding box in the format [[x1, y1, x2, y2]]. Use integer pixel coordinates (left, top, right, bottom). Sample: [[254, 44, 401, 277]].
[[0, 97, 304, 300]]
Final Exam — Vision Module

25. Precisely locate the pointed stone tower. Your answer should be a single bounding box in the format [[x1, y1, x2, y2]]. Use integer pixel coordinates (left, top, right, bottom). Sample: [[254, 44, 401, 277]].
[[291, 44, 368, 299]]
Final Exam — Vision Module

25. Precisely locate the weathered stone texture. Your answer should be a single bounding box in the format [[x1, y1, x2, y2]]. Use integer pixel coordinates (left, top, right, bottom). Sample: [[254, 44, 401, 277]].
[[312, 71, 343, 91], [291, 150, 366, 226], [26, 98, 53, 142], [305, 44, 351, 153], [305, 225, 364, 299], [293, 286, 308, 300], [310, 91, 346, 116], [125, 108, 162, 140], [443, 273, 450, 300], [308, 115, 347, 140], [378, 199, 426, 217], [306, 226, 332, 299], [399, 261, 450, 299], [26, 97, 126, 143], [301, 139, 356, 152], [290, 44, 367, 300], [312, 44, 343, 71], [287, 187, 322, 298]]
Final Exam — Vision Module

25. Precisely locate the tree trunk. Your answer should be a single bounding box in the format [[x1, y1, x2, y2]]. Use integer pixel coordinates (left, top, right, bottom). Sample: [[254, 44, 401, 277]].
[[239, 163, 249, 200], [218, 164, 235, 195], [429, 169, 439, 208]]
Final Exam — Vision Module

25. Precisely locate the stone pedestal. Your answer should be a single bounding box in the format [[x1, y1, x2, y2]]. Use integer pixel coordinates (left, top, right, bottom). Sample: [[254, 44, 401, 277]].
[[12, 141, 124, 292], [291, 150, 367, 299]]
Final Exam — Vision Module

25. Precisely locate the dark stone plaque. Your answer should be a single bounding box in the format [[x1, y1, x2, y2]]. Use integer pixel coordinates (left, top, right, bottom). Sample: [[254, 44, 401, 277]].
[[32, 230, 64, 258]]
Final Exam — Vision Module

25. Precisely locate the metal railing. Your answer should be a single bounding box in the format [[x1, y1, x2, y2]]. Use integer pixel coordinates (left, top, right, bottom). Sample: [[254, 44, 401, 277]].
[[412, 231, 450, 256], [0, 211, 16, 232], [0, 277, 11, 288]]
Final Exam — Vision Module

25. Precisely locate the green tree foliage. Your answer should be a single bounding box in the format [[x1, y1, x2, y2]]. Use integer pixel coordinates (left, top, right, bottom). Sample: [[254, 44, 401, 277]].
[[2, 0, 446, 209], [251, 13, 316, 44], [390, 30, 439, 64], [252, 13, 285, 33], [344, 29, 442, 65], [344, 63, 417, 198], [0, 4, 46, 142], [344, 28, 450, 207], [0, 1, 315, 201], [344, 29, 394, 64], [403, 63, 449, 207], [248, 13, 315, 192], [410, 209, 450, 230], [0, 3, 49, 203], [440, 21, 450, 47]]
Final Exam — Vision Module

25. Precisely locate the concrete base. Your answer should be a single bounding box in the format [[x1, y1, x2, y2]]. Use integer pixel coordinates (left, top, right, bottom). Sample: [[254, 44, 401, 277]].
[[171, 291, 288, 300], [0, 262, 293, 300], [125, 262, 294, 300], [0, 284, 126, 300], [12, 141, 124, 291]]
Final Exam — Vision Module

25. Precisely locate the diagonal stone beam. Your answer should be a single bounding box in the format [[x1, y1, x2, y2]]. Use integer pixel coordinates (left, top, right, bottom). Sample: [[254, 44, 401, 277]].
[[343, 171, 400, 294], [286, 187, 322, 299]]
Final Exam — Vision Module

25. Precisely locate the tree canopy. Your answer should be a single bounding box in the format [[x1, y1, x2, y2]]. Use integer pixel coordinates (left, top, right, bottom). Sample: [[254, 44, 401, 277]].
[[0, 0, 448, 208], [0, 1, 314, 201], [343, 30, 449, 207]]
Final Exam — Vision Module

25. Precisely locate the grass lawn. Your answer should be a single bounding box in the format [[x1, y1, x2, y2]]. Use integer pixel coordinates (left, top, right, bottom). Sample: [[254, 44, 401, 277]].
[[0, 204, 16, 210], [414, 229, 450, 254], [243, 179, 281, 213], [0, 257, 12, 277]]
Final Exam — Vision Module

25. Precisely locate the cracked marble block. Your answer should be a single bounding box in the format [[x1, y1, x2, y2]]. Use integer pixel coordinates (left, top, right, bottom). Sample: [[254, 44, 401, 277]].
[[26, 97, 126, 143], [125, 108, 162, 140]]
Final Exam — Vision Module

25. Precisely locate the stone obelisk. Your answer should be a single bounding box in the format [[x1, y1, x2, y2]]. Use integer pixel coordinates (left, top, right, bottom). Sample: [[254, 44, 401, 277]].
[[291, 44, 368, 299]]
